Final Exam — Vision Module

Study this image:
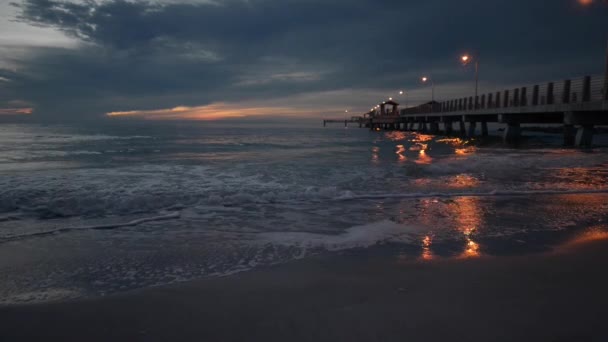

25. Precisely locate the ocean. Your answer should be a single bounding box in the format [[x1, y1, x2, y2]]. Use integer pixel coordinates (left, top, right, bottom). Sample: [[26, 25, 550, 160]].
[[1, 121, 607, 304]]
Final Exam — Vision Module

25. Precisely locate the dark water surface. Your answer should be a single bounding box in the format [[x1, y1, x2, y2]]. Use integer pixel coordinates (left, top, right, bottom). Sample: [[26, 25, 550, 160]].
[[1, 121, 607, 303]]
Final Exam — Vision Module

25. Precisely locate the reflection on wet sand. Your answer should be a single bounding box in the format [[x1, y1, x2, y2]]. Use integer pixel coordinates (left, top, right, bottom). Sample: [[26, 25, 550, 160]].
[[409, 196, 484, 261], [561, 226, 608, 248], [453, 197, 483, 258], [421, 235, 434, 261]]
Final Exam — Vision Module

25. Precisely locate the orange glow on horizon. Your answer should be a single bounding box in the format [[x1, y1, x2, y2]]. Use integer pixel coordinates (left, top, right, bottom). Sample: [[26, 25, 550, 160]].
[[578, 0, 593, 5], [0, 108, 33, 115], [106, 103, 326, 121]]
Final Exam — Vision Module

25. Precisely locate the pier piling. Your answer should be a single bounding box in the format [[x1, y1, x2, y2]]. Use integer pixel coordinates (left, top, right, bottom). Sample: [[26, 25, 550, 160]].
[[503, 123, 521, 144], [563, 125, 576, 146], [575, 125, 594, 147], [481, 122, 489, 137], [468, 122, 477, 137]]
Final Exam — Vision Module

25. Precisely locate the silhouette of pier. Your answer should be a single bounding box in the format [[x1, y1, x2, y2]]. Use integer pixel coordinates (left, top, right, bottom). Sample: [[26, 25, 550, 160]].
[[325, 74, 608, 146]]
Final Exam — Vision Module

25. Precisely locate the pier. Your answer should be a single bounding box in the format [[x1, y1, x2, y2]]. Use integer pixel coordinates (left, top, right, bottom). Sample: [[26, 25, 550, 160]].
[[325, 74, 608, 146], [323, 117, 365, 128]]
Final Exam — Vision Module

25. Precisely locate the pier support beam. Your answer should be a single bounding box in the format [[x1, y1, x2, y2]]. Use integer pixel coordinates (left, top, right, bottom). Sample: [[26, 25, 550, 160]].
[[408, 122, 415, 131], [481, 122, 489, 137], [563, 125, 576, 146], [468, 122, 477, 137], [459, 121, 466, 136], [429, 122, 439, 134], [444, 122, 454, 136], [575, 125, 594, 147], [503, 123, 521, 144]]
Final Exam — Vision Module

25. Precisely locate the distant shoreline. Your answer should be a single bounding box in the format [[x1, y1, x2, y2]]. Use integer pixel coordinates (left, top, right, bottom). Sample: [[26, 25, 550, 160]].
[[2, 235, 608, 341]]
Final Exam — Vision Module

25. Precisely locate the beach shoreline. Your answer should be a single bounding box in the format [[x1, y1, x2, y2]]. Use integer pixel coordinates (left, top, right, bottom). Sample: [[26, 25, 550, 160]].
[[2, 235, 608, 342]]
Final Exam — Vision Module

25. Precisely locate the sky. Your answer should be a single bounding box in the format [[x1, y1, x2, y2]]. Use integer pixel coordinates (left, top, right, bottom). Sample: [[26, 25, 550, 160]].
[[0, 0, 607, 122]]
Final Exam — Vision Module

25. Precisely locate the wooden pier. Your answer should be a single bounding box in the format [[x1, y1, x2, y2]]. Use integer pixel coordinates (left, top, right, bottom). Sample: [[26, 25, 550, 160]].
[[323, 117, 364, 128], [324, 74, 608, 146]]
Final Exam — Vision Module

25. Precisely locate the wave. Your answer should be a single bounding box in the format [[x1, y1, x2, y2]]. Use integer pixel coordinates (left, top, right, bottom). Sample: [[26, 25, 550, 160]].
[[335, 189, 608, 201], [0, 212, 180, 242], [257, 220, 423, 254]]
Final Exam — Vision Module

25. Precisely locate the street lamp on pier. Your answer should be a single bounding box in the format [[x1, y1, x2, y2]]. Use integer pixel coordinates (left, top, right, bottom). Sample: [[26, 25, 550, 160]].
[[461, 54, 479, 99], [576, 0, 608, 100], [421, 77, 435, 102]]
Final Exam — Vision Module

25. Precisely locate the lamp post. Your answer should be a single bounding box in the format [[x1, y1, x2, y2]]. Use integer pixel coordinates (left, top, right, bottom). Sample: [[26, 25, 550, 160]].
[[461, 54, 479, 99], [421, 77, 435, 102], [604, 37, 608, 100], [399, 90, 408, 108], [576, 0, 608, 100]]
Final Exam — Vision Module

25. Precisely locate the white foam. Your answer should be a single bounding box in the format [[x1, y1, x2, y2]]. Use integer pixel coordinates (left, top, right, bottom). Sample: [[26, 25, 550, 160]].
[[257, 220, 423, 253], [0, 288, 82, 305]]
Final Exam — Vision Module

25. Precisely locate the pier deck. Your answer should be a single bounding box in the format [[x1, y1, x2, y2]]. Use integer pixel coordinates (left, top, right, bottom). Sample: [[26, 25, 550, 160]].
[[325, 74, 608, 146]]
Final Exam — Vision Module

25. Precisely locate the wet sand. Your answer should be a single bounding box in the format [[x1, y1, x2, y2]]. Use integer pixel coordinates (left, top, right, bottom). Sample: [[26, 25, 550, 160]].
[[2, 237, 608, 342]]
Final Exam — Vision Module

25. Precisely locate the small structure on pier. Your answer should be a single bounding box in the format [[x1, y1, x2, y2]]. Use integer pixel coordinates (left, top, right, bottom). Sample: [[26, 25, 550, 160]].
[[378, 100, 400, 117]]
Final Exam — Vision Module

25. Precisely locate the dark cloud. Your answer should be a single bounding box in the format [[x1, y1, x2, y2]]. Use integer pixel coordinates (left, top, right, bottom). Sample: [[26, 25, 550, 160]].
[[2, 0, 607, 120]]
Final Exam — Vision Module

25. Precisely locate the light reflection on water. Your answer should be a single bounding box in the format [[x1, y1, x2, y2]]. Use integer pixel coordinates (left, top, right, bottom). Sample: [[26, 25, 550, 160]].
[[415, 149, 433, 165], [446, 174, 481, 189]]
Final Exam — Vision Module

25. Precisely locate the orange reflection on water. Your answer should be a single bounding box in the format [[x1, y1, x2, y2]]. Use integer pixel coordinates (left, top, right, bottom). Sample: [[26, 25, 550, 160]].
[[415, 149, 433, 165], [411, 133, 434, 143], [371, 146, 380, 164], [455, 146, 477, 156], [385, 131, 408, 141], [396, 144, 407, 162], [549, 167, 608, 190], [409, 143, 427, 151], [435, 137, 465, 146], [446, 174, 480, 189]]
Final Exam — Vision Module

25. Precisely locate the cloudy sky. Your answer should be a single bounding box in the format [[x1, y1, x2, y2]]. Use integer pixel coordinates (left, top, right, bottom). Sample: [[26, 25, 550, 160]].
[[0, 0, 606, 121]]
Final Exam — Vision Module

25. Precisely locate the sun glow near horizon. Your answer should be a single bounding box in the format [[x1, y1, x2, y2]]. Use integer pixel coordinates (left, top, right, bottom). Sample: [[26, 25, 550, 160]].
[[0, 107, 34, 115], [106, 103, 332, 121]]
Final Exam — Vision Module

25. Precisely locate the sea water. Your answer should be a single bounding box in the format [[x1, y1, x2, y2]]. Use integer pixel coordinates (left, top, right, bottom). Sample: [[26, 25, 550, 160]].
[[1, 121, 607, 304]]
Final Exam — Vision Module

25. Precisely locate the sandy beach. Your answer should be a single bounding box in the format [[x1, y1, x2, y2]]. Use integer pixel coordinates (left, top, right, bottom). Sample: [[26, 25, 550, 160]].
[[2, 233, 608, 342]]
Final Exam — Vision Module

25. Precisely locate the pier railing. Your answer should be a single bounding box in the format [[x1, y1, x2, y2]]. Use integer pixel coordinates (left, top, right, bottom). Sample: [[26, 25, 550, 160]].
[[401, 74, 608, 116]]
